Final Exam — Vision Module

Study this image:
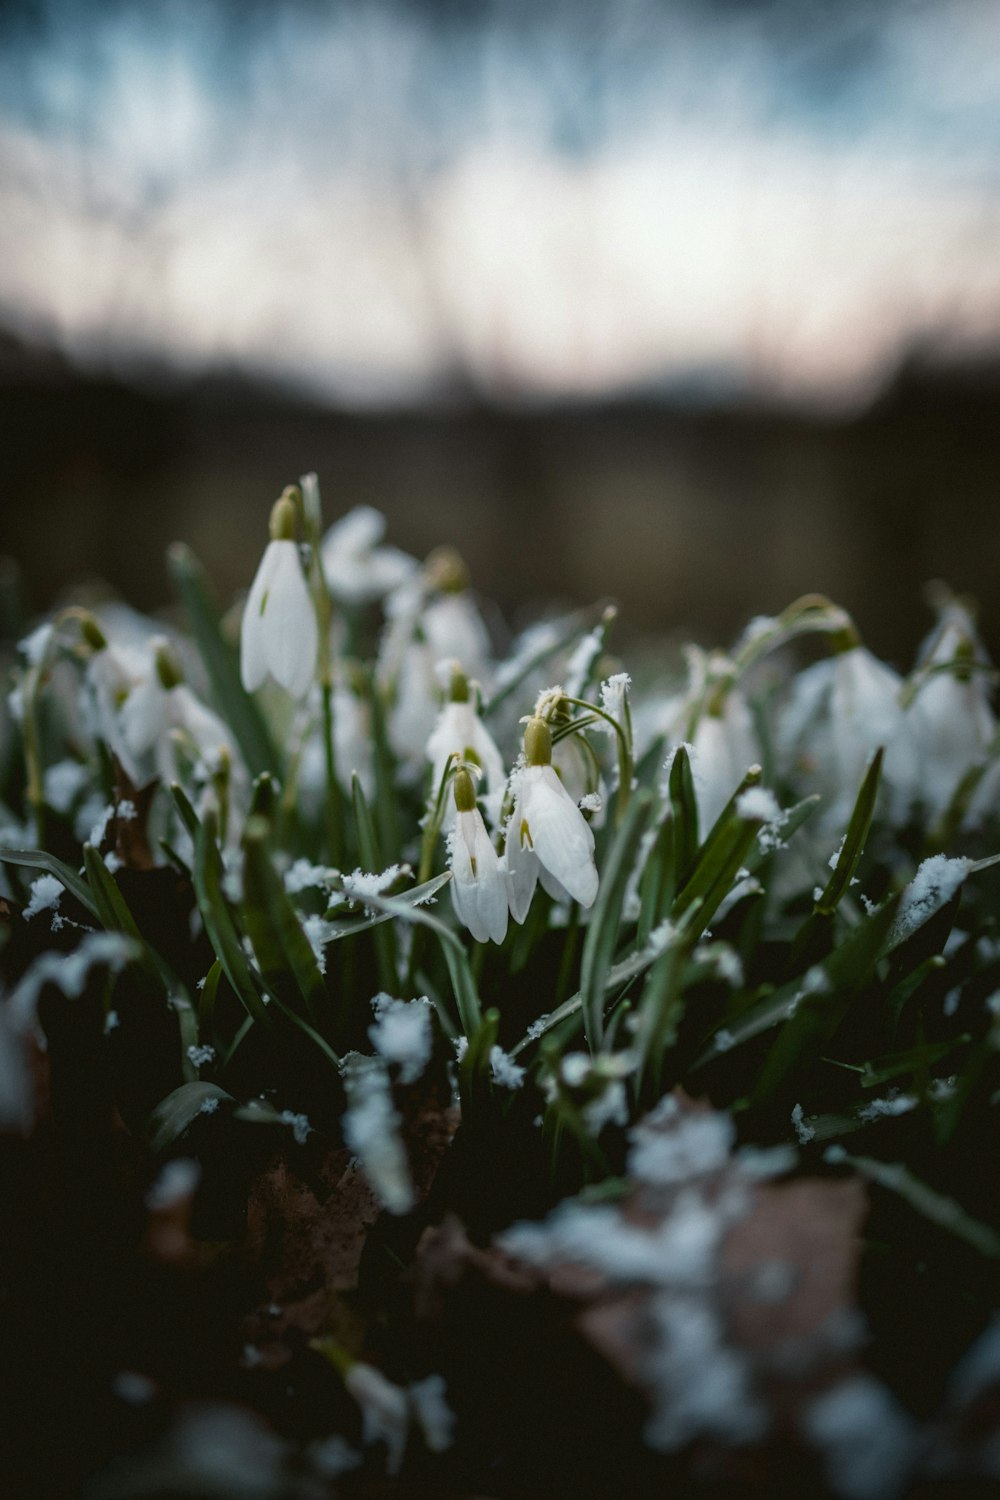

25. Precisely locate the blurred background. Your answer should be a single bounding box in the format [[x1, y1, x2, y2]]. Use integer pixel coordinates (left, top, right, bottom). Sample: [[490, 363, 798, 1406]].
[[2, 0, 1000, 661]]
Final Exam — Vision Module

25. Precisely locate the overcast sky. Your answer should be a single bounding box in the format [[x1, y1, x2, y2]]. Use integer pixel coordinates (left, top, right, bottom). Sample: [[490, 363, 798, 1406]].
[[2, 0, 999, 407]]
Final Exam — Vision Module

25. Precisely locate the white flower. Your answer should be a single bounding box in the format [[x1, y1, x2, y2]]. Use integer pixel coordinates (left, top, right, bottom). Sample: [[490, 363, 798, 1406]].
[[449, 792, 509, 945], [689, 688, 759, 832], [119, 639, 238, 791], [321, 506, 416, 606], [906, 613, 996, 824], [505, 719, 599, 923], [241, 496, 318, 699], [426, 682, 505, 822], [779, 644, 916, 829], [83, 639, 148, 781]]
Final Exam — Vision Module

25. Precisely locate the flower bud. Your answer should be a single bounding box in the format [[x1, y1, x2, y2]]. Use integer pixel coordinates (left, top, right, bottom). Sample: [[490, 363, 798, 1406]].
[[269, 492, 299, 541]]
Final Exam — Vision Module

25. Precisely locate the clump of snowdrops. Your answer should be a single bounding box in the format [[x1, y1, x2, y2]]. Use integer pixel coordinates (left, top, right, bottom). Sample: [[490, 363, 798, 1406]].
[[4, 475, 1000, 1279]]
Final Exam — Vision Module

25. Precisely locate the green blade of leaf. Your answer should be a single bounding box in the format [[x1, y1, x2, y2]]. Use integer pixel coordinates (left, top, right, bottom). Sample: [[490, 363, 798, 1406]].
[[694, 892, 902, 1068], [148, 1080, 234, 1155], [358, 883, 480, 1036], [580, 789, 654, 1049], [350, 772, 399, 992], [828, 1148, 1000, 1258], [814, 748, 883, 915], [242, 815, 327, 1020], [0, 845, 98, 917], [192, 810, 271, 1029], [666, 744, 699, 883]]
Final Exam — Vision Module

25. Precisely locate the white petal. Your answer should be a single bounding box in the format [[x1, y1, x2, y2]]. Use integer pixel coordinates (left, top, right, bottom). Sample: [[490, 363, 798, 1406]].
[[120, 676, 166, 758], [263, 541, 318, 699], [450, 811, 508, 944], [240, 541, 279, 693], [523, 766, 599, 909], [504, 795, 539, 924]]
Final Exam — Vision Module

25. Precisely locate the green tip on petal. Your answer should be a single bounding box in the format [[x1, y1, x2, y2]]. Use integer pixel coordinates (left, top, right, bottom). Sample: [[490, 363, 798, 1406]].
[[154, 642, 183, 690], [269, 494, 298, 541], [453, 768, 477, 813]]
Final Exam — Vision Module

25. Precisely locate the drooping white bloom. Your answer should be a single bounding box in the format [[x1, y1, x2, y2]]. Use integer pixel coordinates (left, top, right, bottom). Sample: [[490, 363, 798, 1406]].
[[426, 670, 505, 822], [448, 772, 508, 944], [905, 610, 997, 824], [689, 687, 760, 832], [321, 505, 416, 606], [505, 718, 599, 923], [83, 637, 149, 782], [778, 643, 916, 829], [240, 495, 318, 699], [119, 640, 238, 791]]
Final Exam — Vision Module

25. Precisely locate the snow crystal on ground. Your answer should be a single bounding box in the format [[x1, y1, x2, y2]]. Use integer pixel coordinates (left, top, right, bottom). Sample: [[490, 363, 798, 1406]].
[[147, 1158, 200, 1211], [409, 1374, 456, 1453], [644, 1294, 766, 1451], [341, 1056, 414, 1215], [804, 1376, 916, 1500], [369, 993, 433, 1084], [627, 1097, 735, 1185], [279, 1110, 312, 1146]]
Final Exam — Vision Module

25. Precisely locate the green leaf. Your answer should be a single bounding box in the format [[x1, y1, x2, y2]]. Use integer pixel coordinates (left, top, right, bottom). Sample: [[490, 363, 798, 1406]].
[[82, 843, 143, 940], [167, 541, 278, 779], [694, 892, 902, 1067], [636, 812, 675, 949], [0, 845, 98, 917], [242, 815, 327, 1020], [580, 790, 654, 1049], [667, 744, 699, 882], [198, 959, 223, 1045], [191, 809, 271, 1029], [743, 794, 821, 876], [148, 1081, 234, 1155], [358, 883, 480, 1036], [351, 772, 399, 992], [814, 748, 883, 915], [829, 1148, 1000, 1258], [752, 895, 902, 1102], [672, 768, 766, 931]]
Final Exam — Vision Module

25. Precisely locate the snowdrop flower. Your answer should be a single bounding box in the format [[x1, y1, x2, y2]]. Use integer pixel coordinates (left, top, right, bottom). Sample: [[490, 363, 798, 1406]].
[[426, 667, 505, 822], [119, 639, 242, 798], [240, 492, 318, 699], [320, 505, 416, 606], [448, 769, 508, 944], [779, 635, 916, 829], [81, 621, 150, 782], [506, 717, 599, 923], [689, 685, 760, 832], [906, 609, 997, 824]]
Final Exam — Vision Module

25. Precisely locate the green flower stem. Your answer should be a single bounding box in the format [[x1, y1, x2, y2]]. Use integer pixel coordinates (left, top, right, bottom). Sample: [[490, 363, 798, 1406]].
[[561, 695, 633, 823]]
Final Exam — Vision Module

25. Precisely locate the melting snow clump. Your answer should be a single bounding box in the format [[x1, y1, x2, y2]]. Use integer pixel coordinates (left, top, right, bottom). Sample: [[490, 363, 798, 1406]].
[[368, 993, 433, 1084]]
